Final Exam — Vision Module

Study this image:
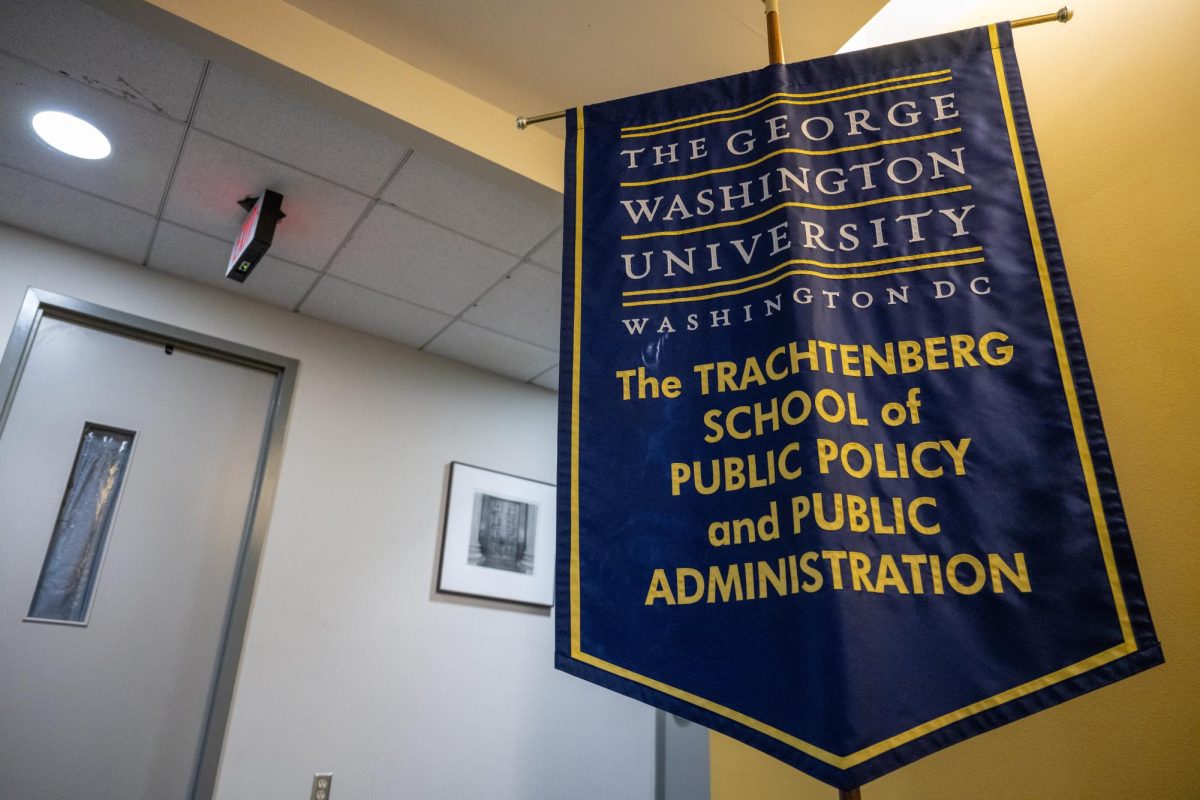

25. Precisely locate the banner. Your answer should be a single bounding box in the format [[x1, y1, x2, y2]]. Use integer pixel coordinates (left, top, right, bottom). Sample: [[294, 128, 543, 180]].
[[554, 23, 1162, 788]]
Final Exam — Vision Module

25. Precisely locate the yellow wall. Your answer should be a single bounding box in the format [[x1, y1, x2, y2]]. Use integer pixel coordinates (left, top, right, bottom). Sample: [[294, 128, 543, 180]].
[[711, 0, 1200, 797]]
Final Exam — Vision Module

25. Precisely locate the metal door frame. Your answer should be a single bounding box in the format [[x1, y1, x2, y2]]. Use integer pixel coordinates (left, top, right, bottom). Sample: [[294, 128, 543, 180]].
[[0, 287, 299, 800]]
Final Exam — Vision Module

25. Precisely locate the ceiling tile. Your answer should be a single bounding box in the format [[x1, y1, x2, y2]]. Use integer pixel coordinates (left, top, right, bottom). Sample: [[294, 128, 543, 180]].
[[162, 130, 370, 269], [328, 203, 518, 314], [463, 263, 561, 350], [531, 366, 558, 392], [423, 320, 557, 382], [0, 54, 184, 213], [0, 163, 154, 262], [300, 275, 453, 348], [193, 64, 409, 195], [0, 0, 204, 121], [283, 0, 887, 116], [529, 227, 563, 271], [146, 222, 320, 308], [381, 151, 559, 256]]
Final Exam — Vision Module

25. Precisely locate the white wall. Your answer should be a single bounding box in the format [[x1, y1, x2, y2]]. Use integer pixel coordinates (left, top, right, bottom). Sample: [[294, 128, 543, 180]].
[[0, 224, 656, 800]]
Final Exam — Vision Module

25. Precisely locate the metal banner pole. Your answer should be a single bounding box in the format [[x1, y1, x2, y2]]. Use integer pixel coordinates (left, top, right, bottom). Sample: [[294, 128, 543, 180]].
[[514, 6, 1074, 128], [764, 0, 785, 65]]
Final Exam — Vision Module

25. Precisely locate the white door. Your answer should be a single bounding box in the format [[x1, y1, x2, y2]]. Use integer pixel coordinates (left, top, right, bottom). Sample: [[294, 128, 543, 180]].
[[0, 312, 278, 799]]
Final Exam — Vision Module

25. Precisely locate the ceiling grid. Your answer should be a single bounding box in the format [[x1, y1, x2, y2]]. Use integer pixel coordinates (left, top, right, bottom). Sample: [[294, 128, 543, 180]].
[[0, 0, 888, 391], [139, 59, 210, 266], [0, 0, 566, 389]]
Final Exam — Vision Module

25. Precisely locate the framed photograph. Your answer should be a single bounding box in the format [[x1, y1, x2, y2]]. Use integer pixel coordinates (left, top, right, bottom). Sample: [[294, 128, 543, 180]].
[[437, 462, 555, 607]]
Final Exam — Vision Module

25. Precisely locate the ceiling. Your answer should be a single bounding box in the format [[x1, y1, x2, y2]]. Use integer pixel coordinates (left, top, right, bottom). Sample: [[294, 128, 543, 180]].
[[0, 0, 886, 391], [283, 0, 890, 127]]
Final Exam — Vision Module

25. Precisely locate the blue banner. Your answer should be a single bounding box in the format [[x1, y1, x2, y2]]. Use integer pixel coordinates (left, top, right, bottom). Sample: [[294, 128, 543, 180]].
[[555, 23, 1162, 789]]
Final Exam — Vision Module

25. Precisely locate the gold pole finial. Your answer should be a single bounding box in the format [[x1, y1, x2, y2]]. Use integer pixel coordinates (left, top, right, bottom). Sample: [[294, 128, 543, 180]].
[[1012, 6, 1073, 28]]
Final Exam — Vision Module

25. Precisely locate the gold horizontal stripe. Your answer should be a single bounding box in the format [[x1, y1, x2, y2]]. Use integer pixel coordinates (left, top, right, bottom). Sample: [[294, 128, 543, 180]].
[[622, 246, 983, 298], [619, 128, 962, 188], [620, 69, 953, 133], [620, 184, 973, 241], [620, 77, 953, 139], [621, 258, 985, 307]]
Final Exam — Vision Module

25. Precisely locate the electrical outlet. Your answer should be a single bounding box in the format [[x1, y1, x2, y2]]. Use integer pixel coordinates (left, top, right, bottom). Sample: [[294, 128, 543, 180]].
[[311, 772, 333, 800]]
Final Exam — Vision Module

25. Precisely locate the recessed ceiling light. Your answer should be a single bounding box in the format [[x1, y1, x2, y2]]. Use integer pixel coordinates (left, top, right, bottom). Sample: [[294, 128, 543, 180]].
[[31, 111, 111, 160]]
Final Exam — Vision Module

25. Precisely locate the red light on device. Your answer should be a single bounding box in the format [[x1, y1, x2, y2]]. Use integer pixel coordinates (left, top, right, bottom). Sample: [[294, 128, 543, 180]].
[[226, 190, 284, 283]]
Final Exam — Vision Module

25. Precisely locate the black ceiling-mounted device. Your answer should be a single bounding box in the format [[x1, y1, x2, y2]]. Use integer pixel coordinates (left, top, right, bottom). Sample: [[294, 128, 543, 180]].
[[226, 190, 285, 283]]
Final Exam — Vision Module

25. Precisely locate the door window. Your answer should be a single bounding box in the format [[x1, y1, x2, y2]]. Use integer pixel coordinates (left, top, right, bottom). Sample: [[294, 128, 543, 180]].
[[27, 423, 135, 624]]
